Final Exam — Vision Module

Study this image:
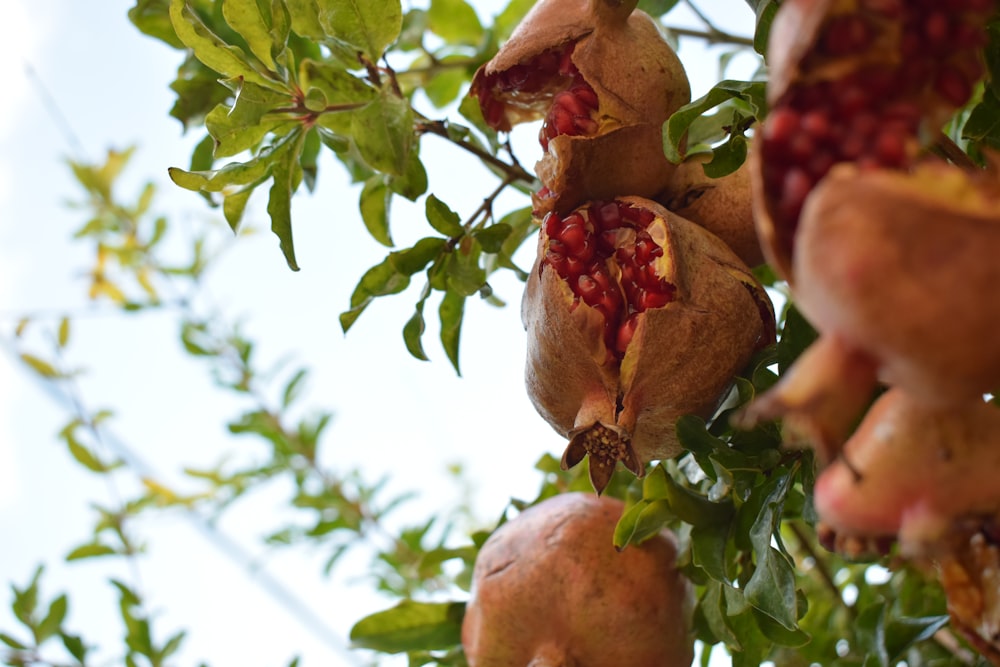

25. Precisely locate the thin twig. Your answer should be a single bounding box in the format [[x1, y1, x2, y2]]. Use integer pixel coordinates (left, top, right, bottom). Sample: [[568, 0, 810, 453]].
[[675, 0, 755, 47], [933, 132, 980, 171], [789, 521, 858, 620], [418, 120, 537, 186]]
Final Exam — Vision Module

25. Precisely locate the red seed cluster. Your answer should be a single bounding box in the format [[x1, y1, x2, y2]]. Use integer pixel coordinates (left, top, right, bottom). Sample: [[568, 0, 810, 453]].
[[542, 201, 675, 357], [475, 43, 600, 148], [761, 0, 994, 257]]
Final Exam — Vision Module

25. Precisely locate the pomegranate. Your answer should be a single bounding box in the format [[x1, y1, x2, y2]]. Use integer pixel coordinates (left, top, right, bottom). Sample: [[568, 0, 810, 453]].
[[523, 196, 775, 492], [742, 0, 998, 454], [813, 387, 1000, 660], [751, 0, 995, 280], [662, 151, 764, 267], [462, 493, 693, 667], [470, 0, 690, 215]]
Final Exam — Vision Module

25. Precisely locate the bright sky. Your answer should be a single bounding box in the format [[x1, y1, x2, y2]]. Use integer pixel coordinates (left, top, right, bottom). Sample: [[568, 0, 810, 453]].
[[0, 1, 758, 665]]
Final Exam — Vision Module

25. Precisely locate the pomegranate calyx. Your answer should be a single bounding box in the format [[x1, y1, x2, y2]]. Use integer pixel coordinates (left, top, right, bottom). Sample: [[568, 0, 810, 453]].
[[562, 423, 643, 494]]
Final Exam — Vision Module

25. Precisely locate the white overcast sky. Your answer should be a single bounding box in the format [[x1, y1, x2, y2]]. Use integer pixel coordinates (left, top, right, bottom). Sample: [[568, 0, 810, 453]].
[[0, 1, 758, 665]]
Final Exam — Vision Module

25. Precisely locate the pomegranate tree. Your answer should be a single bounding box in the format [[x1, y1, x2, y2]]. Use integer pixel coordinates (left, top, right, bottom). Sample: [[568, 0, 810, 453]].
[[471, 0, 690, 215], [462, 493, 693, 667], [523, 196, 774, 492]]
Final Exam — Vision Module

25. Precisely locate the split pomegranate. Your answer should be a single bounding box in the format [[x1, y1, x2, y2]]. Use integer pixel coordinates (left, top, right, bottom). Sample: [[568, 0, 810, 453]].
[[462, 493, 693, 667], [813, 387, 1000, 658], [742, 0, 999, 455], [752, 0, 996, 279], [662, 152, 764, 267], [523, 196, 775, 493], [470, 0, 690, 215]]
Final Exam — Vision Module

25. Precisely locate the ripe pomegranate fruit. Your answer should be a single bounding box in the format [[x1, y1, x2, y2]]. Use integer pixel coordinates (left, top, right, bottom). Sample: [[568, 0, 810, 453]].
[[793, 163, 1000, 405], [462, 493, 693, 667], [470, 0, 690, 215], [742, 0, 997, 457], [751, 0, 995, 280], [662, 151, 764, 267], [813, 387, 1000, 660], [523, 196, 775, 492]]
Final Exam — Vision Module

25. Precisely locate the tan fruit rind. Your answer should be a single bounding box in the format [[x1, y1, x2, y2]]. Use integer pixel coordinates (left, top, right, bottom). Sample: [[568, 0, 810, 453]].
[[814, 388, 1000, 545], [662, 152, 765, 267], [523, 197, 775, 492], [793, 163, 1000, 404], [462, 493, 694, 667]]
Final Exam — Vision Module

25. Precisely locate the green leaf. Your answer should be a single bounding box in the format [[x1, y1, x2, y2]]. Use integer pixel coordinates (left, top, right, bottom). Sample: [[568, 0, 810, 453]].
[[702, 132, 749, 179], [884, 614, 950, 661], [387, 150, 428, 200], [439, 290, 464, 375], [317, 0, 403, 61], [389, 238, 447, 276], [0, 633, 28, 650], [360, 177, 393, 246], [472, 223, 511, 253], [964, 86, 1000, 152], [206, 79, 291, 157], [130, 0, 185, 48], [403, 287, 431, 361], [742, 471, 799, 630], [61, 632, 88, 662], [777, 303, 818, 374], [351, 91, 414, 175], [65, 436, 121, 474], [57, 317, 71, 348], [663, 80, 766, 163], [425, 195, 464, 237], [66, 543, 117, 560], [753, 0, 780, 56], [169, 0, 285, 91], [20, 353, 60, 378], [222, 0, 290, 72], [700, 581, 741, 648], [661, 467, 734, 527], [168, 140, 280, 193], [349, 600, 465, 653], [285, 0, 325, 39], [428, 0, 482, 44], [267, 129, 306, 270], [691, 520, 731, 582], [300, 58, 377, 106], [35, 595, 68, 643], [340, 258, 412, 332]]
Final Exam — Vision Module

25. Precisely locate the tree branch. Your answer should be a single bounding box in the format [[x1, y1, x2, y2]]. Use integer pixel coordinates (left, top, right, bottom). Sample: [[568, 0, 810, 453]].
[[417, 120, 537, 186]]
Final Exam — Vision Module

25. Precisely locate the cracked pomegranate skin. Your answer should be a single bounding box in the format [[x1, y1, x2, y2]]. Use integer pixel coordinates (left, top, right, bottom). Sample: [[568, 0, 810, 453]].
[[461, 493, 693, 667], [522, 196, 774, 491], [471, 0, 690, 215]]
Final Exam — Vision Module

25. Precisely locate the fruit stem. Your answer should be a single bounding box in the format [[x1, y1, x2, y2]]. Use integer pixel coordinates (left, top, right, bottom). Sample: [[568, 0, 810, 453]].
[[589, 0, 640, 26]]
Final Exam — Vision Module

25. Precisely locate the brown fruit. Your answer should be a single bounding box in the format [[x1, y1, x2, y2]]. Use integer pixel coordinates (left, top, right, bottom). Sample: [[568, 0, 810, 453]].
[[751, 0, 994, 280], [814, 387, 1000, 545], [813, 388, 1000, 660], [523, 196, 775, 492], [462, 493, 693, 667], [793, 163, 1000, 405], [470, 0, 690, 215], [662, 151, 765, 267]]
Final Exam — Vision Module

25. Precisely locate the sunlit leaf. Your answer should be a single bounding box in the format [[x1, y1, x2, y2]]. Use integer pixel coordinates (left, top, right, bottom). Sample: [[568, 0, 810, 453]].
[[439, 290, 464, 374], [428, 0, 482, 44], [663, 80, 766, 163], [169, 0, 285, 91], [20, 353, 61, 378], [66, 543, 117, 561], [425, 195, 464, 237], [351, 91, 414, 175], [350, 600, 465, 653], [267, 129, 307, 270], [222, 0, 290, 72], [360, 177, 393, 246], [317, 0, 403, 61]]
